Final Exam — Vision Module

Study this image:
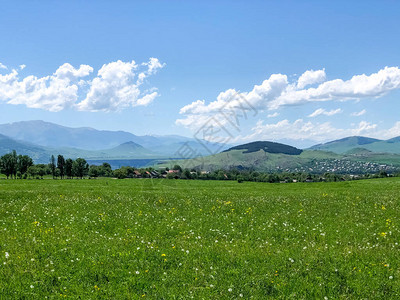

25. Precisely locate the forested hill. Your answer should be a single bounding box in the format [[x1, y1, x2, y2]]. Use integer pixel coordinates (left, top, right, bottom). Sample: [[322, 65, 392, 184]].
[[223, 141, 303, 155]]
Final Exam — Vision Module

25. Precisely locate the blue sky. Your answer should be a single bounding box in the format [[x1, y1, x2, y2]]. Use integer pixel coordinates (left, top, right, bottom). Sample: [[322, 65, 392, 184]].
[[1, 0, 400, 147]]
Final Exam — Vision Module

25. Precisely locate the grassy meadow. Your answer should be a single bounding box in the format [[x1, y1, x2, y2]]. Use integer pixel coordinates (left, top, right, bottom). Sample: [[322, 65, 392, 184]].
[[1, 178, 400, 298]]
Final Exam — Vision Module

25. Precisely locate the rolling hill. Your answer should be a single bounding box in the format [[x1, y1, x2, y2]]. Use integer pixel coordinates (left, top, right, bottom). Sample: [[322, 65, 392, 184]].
[[157, 140, 400, 174], [223, 141, 302, 155], [309, 136, 381, 153], [309, 136, 400, 154]]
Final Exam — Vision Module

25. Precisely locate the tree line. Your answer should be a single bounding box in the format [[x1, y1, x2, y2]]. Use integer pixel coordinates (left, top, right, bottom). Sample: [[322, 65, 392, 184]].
[[0, 151, 112, 179], [0, 150, 397, 182]]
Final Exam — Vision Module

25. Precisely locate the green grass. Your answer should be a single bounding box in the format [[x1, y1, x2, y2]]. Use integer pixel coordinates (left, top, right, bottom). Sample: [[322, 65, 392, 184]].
[[1, 178, 400, 298]]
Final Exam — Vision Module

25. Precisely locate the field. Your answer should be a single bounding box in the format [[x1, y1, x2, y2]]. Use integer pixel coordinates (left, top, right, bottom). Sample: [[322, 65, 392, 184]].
[[1, 178, 400, 298]]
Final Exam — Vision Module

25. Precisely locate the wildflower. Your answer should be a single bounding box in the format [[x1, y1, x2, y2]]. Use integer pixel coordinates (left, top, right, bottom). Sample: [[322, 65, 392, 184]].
[[5, 252, 9, 259], [161, 254, 166, 257], [30, 285, 34, 289], [228, 288, 232, 292], [135, 271, 140, 274]]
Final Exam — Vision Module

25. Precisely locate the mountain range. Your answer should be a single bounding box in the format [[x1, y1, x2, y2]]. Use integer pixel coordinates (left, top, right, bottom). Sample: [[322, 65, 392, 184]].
[[0, 120, 400, 172], [0, 120, 226, 163]]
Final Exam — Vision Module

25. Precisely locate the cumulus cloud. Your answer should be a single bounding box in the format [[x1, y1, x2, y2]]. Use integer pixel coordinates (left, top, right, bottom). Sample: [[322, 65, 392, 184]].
[[351, 109, 366, 116], [236, 119, 379, 143], [267, 112, 279, 118], [269, 67, 400, 109], [1, 63, 92, 111], [0, 63, 7, 70], [308, 108, 342, 117], [383, 121, 400, 139], [0, 58, 164, 112], [177, 67, 400, 129], [176, 74, 288, 129], [297, 69, 326, 89]]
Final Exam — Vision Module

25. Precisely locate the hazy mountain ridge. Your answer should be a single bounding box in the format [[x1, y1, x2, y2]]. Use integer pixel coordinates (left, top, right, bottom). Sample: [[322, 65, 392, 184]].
[[0, 121, 227, 162], [309, 136, 400, 154]]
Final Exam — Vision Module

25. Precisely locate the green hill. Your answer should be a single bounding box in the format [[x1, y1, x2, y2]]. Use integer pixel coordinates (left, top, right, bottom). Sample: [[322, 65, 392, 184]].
[[223, 141, 302, 155], [310, 136, 400, 154], [309, 136, 381, 153], [156, 140, 400, 174], [362, 139, 400, 154]]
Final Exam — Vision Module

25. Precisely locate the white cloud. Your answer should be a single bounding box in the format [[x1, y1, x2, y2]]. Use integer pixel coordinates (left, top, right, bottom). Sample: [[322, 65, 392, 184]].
[[19, 64, 26, 70], [176, 74, 288, 129], [297, 69, 326, 89], [383, 121, 400, 139], [0, 63, 7, 70], [236, 119, 379, 143], [137, 92, 158, 106], [351, 109, 366, 116], [177, 67, 400, 129], [1, 63, 92, 112], [308, 108, 342, 117], [267, 112, 279, 118], [270, 67, 400, 109], [0, 58, 164, 112]]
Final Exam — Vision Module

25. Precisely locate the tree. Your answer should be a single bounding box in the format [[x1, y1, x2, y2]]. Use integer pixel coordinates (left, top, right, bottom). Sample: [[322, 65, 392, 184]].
[[0, 151, 18, 179], [27, 166, 37, 178], [57, 155, 65, 179], [237, 175, 244, 183], [182, 169, 191, 179], [65, 159, 73, 178], [88, 165, 99, 178], [72, 158, 89, 179], [114, 168, 127, 179], [100, 163, 112, 177], [173, 164, 182, 172], [50, 155, 56, 179], [37, 165, 46, 179], [17, 155, 33, 176]]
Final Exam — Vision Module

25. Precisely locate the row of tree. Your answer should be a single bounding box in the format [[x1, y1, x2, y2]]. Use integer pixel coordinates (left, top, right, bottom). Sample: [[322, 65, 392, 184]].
[[0, 150, 33, 179], [1, 151, 396, 182], [0, 151, 110, 179]]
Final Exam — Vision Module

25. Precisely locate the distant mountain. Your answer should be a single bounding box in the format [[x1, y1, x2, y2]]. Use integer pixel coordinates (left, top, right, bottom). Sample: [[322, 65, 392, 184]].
[[0, 134, 50, 162], [101, 141, 154, 158], [309, 136, 400, 154], [0, 120, 228, 156], [309, 136, 382, 153], [223, 141, 302, 155], [361, 139, 400, 154], [0, 120, 143, 150], [387, 136, 400, 143]]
